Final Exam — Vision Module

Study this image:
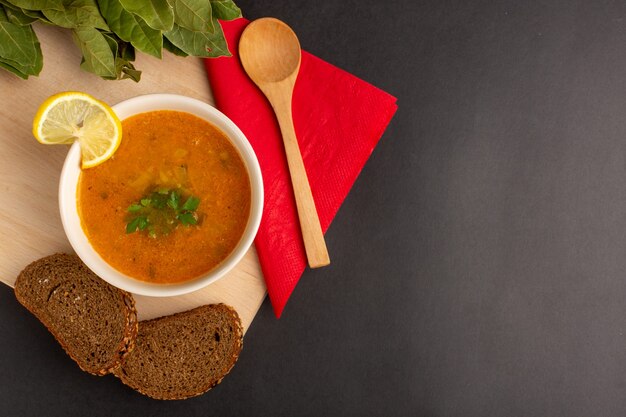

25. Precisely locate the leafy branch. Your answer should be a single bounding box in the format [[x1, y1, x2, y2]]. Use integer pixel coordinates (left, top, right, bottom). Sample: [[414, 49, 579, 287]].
[[0, 0, 241, 80]]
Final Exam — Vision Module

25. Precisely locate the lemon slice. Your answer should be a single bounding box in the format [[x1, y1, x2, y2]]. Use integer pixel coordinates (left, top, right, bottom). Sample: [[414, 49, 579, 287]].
[[32, 91, 122, 169]]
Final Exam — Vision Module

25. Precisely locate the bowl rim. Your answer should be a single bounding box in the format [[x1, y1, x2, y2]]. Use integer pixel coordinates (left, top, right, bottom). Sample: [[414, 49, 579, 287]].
[[59, 93, 264, 297]]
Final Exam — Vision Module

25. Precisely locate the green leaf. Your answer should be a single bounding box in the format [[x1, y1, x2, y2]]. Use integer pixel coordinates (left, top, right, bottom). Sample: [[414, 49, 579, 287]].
[[130, 18, 161, 57], [126, 216, 142, 233], [177, 212, 196, 226], [181, 195, 199, 211], [102, 58, 140, 81], [163, 36, 187, 56], [99, 0, 162, 58], [99, 32, 141, 82], [101, 30, 118, 54], [1, 4, 37, 25], [0, 1, 51, 24], [210, 0, 240, 21], [118, 60, 140, 81], [117, 0, 173, 31], [119, 40, 135, 60], [171, 0, 215, 33], [164, 20, 229, 57], [128, 203, 142, 212], [167, 190, 179, 209], [112, 53, 141, 81], [42, 0, 108, 29], [18, 8, 49, 22], [0, 58, 28, 78], [4, 0, 63, 11], [137, 216, 148, 230], [127, 187, 201, 236], [0, 20, 43, 75], [127, 215, 149, 233], [72, 26, 116, 78]]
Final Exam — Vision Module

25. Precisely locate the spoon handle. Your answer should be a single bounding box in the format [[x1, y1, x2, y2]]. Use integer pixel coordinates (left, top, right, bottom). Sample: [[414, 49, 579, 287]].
[[268, 88, 330, 268]]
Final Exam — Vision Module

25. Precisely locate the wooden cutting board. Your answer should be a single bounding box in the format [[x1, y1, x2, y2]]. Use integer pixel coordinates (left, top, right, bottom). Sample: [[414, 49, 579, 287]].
[[0, 24, 267, 332]]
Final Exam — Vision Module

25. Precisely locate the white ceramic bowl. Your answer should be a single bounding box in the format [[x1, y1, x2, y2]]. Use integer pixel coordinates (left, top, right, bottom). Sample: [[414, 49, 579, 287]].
[[59, 94, 263, 297]]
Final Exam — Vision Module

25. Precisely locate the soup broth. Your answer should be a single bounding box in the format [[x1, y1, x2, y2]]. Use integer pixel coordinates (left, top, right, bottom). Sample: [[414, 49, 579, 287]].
[[78, 110, 251, 284]]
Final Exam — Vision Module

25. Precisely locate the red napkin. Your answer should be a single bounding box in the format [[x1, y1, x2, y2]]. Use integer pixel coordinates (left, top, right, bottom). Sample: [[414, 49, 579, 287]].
[[204, 18, 397, 317]]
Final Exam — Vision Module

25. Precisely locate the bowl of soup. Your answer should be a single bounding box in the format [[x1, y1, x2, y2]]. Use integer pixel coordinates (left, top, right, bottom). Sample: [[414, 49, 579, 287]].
[[59, 94, 263, 297]]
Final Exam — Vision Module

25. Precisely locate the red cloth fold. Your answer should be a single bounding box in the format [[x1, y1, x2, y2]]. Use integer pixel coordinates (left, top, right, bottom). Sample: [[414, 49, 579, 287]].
[[204, 18, 397, 317]]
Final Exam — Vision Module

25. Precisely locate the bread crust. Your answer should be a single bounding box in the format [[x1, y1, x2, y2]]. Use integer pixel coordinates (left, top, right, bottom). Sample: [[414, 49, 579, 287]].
[[14, 253, 138, 376], [114, 304, 243, 400], [14, 254, 242, 399]]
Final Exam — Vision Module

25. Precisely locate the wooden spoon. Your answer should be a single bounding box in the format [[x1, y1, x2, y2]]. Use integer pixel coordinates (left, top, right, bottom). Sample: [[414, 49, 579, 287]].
[[239, 18, 330, 268]]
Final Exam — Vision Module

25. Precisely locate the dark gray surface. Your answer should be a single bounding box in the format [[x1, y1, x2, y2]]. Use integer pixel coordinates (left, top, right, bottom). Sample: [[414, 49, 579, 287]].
[[3, 0, 626, 415]]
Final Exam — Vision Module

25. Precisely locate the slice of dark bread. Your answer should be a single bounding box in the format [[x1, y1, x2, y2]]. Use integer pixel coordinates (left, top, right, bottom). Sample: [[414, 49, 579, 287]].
[[14, 253, 138, 376], [114, 304, 243, 400]]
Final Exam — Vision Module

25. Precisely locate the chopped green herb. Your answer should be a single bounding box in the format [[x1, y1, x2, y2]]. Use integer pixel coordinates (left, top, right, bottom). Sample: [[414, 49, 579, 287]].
[[126, 187, 200, 237], [128, 203, 142, 212], [126, 216, 147, 233], [137, 216, 148, 230], [177, 212, 197, 226], [182, 195, 200, 211], [167, 190, 180, 209]]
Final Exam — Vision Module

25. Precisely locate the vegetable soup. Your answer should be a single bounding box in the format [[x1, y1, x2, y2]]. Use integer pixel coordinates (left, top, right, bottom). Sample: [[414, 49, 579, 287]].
[[78, 110, 251, 284]]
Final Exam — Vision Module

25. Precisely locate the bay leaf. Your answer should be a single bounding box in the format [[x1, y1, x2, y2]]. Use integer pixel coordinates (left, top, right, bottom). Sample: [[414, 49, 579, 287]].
[[170, 0, 215, 33], [117, 59, 140, 81], [100, 58, 140, 81], [118, 0, 173, 31], [99, 0, 161, 58], [163, 36, 187, 57], [43, 0, 108, 30], [5, 0, 63, 11], [164, 20, 229, 57], [119, 40, 135, 61], [0, 9, 39, 79], [0, 19, 43, 75], [4, 5, 37, 24], [72, 26, 116, 77], [99, 31, 140, 81], [0, 1, 51, 24], [101, 30, 118, 54], [0, 1, 40, 25], [18, 8, 50, 22], [124, 17, 161, 57], [210, 0, 240, 21], [0, 59, 29, 78]]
